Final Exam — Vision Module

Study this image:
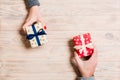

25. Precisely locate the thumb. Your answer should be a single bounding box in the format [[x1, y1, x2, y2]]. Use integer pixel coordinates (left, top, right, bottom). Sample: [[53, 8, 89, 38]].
[[22, 18, 36, 32], [22, 23, 28, 32], [74, 52, 83, 68]]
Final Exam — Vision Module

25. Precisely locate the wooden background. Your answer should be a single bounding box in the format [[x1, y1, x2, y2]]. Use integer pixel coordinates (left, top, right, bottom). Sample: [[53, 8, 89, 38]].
[[0, 0, 120, 80]]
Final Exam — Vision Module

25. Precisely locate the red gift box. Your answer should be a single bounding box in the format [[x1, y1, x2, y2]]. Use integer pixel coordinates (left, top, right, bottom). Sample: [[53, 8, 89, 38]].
[[73, 33, 94, 58]]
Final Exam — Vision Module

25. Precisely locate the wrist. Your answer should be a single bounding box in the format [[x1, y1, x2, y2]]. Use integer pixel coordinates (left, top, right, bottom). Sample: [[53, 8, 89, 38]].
[[82, 74, 94, 78], [81, 72, 94, 77], [29, 5, 39, 15], [79, 70, 94, 77], [78, 76, 95, 80], [30, 5, 39, 11]]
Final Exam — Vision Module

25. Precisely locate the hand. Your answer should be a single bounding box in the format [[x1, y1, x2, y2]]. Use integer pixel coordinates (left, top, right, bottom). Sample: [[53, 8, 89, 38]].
[[74, 47, 97, 77], [22, 6, 42, 31]]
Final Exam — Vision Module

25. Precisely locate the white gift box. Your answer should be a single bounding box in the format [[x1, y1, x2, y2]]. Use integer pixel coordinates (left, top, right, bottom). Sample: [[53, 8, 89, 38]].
[[26, 22, 47, 48]]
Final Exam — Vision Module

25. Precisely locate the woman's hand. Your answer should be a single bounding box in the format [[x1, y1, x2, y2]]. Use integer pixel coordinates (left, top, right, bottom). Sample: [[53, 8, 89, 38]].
[[22, 6, 41, 31], [74, 47, 97, 77]]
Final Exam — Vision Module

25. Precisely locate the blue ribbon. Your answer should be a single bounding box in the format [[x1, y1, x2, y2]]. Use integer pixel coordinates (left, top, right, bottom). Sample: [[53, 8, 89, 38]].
[[27, 24, 46, 46]]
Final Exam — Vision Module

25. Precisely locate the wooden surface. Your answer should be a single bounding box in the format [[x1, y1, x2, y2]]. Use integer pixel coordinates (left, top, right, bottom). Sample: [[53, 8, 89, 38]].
[[0, 0, 120, 80]]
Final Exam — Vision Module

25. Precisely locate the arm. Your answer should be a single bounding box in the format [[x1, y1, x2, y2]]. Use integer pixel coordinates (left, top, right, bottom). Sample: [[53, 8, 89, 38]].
[[74, 47, 97, 80], [22, 0, 42, 31]]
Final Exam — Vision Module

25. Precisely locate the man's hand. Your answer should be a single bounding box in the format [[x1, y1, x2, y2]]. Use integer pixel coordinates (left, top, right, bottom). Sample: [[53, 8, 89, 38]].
[[74, 46, 97, 77], [22, 6, 41, 31]]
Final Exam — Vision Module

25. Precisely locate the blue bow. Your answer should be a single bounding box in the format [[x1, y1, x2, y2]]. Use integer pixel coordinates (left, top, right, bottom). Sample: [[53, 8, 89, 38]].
[[27, 24, 46, 46]]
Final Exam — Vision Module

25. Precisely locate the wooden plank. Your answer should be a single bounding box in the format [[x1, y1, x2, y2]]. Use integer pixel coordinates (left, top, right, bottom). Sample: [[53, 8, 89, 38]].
[[0, 0, 120, 80]]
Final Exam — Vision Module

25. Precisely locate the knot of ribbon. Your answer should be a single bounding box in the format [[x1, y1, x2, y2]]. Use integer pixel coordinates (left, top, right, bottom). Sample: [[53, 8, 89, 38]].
[[74, 35, 93, 56], [27, 24, 46, 46]]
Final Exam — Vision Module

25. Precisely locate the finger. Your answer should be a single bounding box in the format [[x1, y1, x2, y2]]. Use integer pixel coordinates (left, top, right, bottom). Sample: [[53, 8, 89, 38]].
[[74, 52, 83, 67], [89, 45, 98, 62], [22, 23, 31, 32], [22, 18, 36, 32], [22, 23, 28, 32], [71, 58, 77, 66], [22, 18, 29, 32]]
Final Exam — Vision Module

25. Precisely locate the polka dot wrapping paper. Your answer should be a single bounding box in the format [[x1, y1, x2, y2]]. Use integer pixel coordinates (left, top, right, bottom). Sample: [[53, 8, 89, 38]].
[[73, 33, 94, 58], [26, 22, 47, 48]]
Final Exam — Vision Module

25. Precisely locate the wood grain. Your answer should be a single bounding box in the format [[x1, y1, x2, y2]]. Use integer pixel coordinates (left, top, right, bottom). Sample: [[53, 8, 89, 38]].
[[0, 0, 120, 80]]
